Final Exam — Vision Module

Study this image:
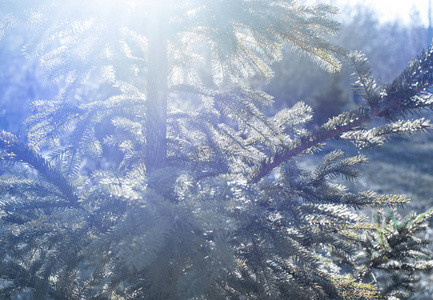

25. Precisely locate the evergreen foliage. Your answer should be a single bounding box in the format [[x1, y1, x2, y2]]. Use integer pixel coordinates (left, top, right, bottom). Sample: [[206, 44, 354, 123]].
[[0, 1, 433, 299]]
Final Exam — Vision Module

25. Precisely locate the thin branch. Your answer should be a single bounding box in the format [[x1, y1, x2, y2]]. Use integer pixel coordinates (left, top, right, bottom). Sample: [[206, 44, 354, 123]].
[[251, 106, 372, 183]]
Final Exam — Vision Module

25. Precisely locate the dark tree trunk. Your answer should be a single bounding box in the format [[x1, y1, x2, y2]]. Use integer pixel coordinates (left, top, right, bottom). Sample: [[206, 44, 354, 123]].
[[145, 5, 168, 172]]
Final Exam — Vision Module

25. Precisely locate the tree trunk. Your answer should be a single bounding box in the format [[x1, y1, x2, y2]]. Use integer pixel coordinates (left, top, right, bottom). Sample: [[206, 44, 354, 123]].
[[145, 4, 168, 172]]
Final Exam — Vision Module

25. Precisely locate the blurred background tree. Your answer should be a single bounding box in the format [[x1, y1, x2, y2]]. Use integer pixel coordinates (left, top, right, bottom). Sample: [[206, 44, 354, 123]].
[[265, 3, 427, 121]]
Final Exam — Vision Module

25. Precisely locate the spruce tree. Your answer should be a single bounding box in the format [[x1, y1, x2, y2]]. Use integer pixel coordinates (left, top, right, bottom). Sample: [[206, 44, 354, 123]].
[[1, 1, 433, 299]]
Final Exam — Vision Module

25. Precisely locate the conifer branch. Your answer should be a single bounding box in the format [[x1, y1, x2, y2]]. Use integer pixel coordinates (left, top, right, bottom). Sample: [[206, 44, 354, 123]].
[[0, 261, 68, 300], [251, 48, 433, 183], [251, 106, 371, 182], [0, 130, 79, 207]]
